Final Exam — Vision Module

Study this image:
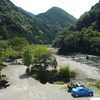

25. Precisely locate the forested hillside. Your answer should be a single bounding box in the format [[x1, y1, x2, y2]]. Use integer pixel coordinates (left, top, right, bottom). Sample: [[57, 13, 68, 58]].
[[35, 7, 77, 34], [0, 0, 47, 44], [0, 0, 76, 44], [19, 7, 36, 18], [52, 2, 100, 55], [76, 2, 100, 31]]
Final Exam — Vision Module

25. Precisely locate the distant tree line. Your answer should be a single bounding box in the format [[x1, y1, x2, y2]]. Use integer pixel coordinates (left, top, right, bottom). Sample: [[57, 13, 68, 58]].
[[0, 0, 57, 44], [52, 26, 100, 55], [52, 2, 100, 55]]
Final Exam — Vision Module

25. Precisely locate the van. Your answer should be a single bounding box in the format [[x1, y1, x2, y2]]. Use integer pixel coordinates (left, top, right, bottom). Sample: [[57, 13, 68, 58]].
[[89, 98, 100, 100]]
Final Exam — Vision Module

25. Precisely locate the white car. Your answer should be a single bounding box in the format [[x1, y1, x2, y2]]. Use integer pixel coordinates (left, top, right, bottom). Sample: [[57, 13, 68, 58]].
[[89, 98, 100, 100]]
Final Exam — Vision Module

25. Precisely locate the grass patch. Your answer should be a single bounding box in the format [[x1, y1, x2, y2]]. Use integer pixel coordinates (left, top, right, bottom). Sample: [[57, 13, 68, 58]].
[[87, 83, 95, 87], [60, 86, 68, 90], [95, 81, 100, 88], [53, 81, 65, 85]]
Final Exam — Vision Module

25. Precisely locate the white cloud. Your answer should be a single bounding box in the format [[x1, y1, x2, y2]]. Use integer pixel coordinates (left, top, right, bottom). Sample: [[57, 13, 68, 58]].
[[10, 0, 98, 18]]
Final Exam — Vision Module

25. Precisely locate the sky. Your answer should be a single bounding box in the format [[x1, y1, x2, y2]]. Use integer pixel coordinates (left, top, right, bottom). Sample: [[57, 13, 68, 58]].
[[10, 0, 99, 19]]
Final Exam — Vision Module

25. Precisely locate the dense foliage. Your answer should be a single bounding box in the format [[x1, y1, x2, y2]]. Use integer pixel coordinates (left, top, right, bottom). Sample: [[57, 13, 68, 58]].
[[53, 27, 100, 55], [76, 2, 100, 31], [0, 0, 47, 44], [31, 64, 76, 84], [58, 65, 76, 79], [22, 48, 32, 67], [0, 0, 76, 44], [95, 81, 100, 88], [6, 36, 28, 60], [19, 7, 36, 18], [32, 46, 57, 70], [52, 2, 100, 55], [22, 48, 32, 73], [0, 36, 36, 63], [0, 65, 3, 79], [35, 7, 77, 34]]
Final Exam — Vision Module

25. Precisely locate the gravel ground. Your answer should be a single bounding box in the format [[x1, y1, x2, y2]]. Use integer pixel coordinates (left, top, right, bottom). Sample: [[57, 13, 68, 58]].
[[54, 55, 100, 81], [0, 54, 100, 100]]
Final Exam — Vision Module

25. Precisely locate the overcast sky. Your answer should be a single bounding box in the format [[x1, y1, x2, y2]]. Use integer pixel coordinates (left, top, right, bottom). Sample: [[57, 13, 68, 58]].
[[10, 0, 99, 19]]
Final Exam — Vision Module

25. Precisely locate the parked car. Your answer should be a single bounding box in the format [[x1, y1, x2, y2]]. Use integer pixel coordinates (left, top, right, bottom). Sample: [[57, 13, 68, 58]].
[[71, 86, 93, 97], [67, 82, 85, 91]]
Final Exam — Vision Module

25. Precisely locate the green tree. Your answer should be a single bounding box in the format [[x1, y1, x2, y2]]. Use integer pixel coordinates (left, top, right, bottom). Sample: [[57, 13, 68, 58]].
[[6, 47, 18, 61], [0, 66, 3, 79], [7, 37, 28, 60], [0, 48, 8, 61], [89, 37, 100, 54], [51, 58, 58, 69], [32, 46, 56, 71], [67, 24, 76, 31], [0, 40, 8, 61], [58, 65, 71, 79], [8, 37, 28, 51], [22, 48, 32, 73], [0, 59, 3, 79], [64, 34, 76, 52], [0, 40, 8, 52]]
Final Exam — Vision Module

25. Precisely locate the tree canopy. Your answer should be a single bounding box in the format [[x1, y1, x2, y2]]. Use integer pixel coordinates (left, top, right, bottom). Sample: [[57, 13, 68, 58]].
[[52, 2, 100, 55], [32, 46, 57, 70], [52, 26, 100, 55], [22, 48, 32, 73], [0, 0, 76, 44], [75, 2, 100, 31]]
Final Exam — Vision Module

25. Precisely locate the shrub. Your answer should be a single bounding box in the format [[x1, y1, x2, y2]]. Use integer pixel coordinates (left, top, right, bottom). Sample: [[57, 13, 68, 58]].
[[0, 66, 3, 70], [33, 73, 38, 79], [71, 70, 76, 77], [58, 65, 71, 79], [0, 65, 3, 79], [95, 81, 100, 88], [31, 69, 58, 83], [47, 70, 57, 79], [31, 64, 76, 84], [0, 60, 3, 65], [34, 70, 49, 83]]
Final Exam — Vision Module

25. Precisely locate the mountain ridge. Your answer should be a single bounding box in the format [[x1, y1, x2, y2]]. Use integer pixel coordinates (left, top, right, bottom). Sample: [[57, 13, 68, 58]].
[[0, 0, 46, 44], [19, 7, 36, 18], [0, 0, 77, 44], [52, 2, 100, 55], [34, 6, 77, 34]]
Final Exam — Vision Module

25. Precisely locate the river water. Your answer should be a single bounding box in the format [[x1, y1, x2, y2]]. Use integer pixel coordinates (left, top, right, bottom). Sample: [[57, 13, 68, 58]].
[[74, 57, 100, 69]]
